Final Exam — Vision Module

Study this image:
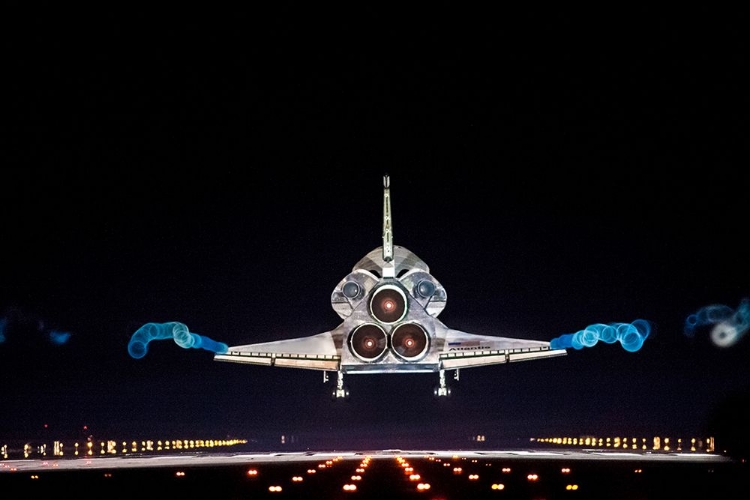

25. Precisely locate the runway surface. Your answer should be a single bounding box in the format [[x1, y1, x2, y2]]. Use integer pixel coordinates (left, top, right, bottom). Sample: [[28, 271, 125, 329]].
[[0, 448, 733, 470], [1, 449, 745, 499]]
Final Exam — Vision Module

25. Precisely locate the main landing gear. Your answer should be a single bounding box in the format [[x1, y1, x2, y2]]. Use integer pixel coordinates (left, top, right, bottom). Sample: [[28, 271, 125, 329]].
[[433, 369, 458, 397], [325, 368, 458, 399], [327, 370, 350, 400]]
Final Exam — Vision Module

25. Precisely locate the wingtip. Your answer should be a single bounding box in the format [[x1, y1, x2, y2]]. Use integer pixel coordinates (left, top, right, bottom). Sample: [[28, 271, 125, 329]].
[[383, 174, 390, 188]]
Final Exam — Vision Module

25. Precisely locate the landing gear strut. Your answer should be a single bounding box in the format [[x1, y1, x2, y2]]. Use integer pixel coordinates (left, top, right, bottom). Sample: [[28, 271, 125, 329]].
[[330, 370, 350, 400], [434, 369, 453, 397]]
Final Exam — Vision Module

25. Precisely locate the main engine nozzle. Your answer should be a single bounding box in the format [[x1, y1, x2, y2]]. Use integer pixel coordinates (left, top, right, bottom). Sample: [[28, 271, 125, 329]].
[[391, 323, 429, 360], [370, 285, 407, 324], [349, 324, 388, 362]]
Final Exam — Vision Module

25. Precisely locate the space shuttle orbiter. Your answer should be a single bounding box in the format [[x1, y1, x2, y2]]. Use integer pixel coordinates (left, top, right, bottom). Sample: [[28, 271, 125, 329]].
[[214, 175, 567, 398]]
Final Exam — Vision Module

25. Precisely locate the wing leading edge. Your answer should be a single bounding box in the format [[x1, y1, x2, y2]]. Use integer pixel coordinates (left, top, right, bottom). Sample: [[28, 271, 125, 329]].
[[215, 330, 565, 372]]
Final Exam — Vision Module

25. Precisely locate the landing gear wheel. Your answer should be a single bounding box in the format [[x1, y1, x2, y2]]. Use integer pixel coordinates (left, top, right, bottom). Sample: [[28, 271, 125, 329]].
[[434, 369, 451, 397], [434, 386, 451, 397], [332, 387, 350, 400], [332, 370, 349, 400]]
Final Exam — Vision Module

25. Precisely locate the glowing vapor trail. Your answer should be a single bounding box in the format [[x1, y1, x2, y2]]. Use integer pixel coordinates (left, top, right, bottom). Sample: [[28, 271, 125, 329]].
[[684, 298, 749, 348], [128, 322, 228, 359], [0, 311, 72, 346], [549, 319, 651, 352], [48, 330, 71, 345]]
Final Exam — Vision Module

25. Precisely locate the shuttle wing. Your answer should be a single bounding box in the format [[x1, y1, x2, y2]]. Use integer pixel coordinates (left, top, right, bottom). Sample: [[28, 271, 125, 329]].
[[439, 330, 567, 370], [214, 331, 341, 371]]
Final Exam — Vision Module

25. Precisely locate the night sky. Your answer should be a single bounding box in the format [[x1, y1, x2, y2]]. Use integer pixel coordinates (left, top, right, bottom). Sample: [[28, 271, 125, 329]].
[[3, 7, 748, 452]]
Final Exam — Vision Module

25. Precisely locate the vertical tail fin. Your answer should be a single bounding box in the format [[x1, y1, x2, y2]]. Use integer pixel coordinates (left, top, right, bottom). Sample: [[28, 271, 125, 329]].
[[382, 174, 393, 262]]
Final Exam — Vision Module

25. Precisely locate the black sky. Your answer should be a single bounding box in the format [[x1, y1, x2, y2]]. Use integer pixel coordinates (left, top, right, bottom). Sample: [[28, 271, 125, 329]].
[[2, 6, 749, 451]]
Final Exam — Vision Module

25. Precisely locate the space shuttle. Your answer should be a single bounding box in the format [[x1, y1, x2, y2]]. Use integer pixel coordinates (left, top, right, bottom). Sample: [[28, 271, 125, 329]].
[[214, 175, 567, 398]]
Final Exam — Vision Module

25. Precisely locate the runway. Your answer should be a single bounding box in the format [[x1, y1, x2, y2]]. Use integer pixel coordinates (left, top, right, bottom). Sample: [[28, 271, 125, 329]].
[[0, 448, 733, 471], [1, 448, 743, 499]]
